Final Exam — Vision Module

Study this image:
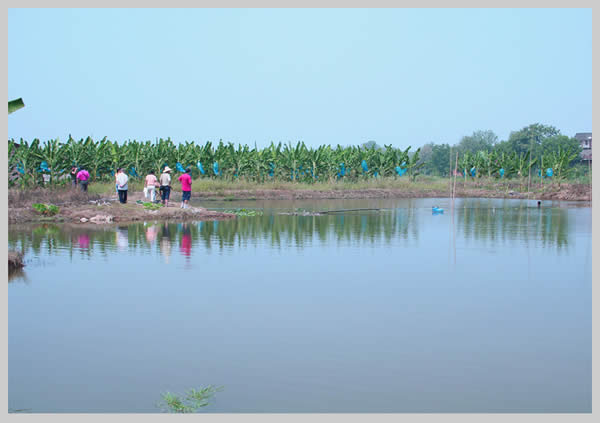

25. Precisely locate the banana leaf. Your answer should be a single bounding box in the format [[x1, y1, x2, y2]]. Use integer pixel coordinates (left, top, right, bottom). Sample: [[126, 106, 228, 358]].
[[8, 98, 24, 114]]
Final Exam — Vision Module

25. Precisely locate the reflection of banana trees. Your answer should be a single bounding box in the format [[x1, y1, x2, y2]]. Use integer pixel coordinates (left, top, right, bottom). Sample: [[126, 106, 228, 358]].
[[456, 201, 569, 249], [9, 203, 571, 257]]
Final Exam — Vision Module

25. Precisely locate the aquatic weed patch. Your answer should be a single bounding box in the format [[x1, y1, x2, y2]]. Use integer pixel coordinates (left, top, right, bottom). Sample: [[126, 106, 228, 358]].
[[222, 208, 263, 217], [157, 385, 223, 413]]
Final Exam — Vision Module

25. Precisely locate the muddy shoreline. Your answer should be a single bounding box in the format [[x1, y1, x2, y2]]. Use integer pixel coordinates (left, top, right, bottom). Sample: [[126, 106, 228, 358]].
[[8, 184, 591, 225]]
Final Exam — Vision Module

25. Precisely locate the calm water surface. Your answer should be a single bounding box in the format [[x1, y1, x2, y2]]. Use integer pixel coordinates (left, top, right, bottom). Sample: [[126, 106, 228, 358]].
[[8, 198, 591, 413]]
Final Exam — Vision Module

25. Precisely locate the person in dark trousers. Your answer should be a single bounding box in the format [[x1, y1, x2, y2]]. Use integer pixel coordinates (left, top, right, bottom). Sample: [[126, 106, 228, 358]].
[[116, 168, 129, 204], [76, 167, 90, 192], [178, 167, 192, 209], [70, 166, 78, 187], [159, 166, 172, 207]]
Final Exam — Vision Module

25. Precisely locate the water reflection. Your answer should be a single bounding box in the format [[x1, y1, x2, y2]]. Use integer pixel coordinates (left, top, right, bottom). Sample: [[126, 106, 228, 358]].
[[456, 202, 570, 249], [8, 204, 575, 264]]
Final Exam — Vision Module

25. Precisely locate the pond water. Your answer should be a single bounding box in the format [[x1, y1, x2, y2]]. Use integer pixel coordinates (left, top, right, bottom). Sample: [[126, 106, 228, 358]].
[[8, 197, 591, 413]]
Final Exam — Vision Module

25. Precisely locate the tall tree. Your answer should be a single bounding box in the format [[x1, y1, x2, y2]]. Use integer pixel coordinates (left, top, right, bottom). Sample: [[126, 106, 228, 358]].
[[457, 130, 498, 154], [505, 123, 560, 155]]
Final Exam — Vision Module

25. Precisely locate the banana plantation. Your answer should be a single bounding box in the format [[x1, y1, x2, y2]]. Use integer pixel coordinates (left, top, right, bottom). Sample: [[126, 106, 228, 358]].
[[456, 149, 581, 181], [8, 136, 580, 188], [8, 137, 425, 187]]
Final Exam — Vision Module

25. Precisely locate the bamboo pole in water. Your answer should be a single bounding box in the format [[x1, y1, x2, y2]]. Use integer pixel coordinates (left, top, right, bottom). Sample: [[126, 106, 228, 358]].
[[527, 132, 533, 199], [453, 152, 458, 200], [449, 147, 453, 196], [320, 208, 380, 214]]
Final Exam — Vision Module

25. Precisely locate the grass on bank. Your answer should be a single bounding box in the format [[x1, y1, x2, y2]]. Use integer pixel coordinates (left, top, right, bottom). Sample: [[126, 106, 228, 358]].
[[9, 175, 589, 209], [84, 175, 452, 196], [86, 175, 584, 195]]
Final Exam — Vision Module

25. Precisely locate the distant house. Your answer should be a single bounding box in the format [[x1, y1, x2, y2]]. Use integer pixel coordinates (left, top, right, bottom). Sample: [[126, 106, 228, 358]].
[[575, 132, 592, 162]]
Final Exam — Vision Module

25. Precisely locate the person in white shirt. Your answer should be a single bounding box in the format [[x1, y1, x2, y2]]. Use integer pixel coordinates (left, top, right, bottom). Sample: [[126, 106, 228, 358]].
[[145, 170, 158, 202], [116, 168, 129, 204], [159, 166, 172, 207]]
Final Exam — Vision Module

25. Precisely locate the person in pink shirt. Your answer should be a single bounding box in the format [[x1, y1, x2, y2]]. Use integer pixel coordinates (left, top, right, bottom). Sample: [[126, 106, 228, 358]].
[[178, 168, 192, 209], [76, 167, 90, 192], [145, 170, 158, 202]]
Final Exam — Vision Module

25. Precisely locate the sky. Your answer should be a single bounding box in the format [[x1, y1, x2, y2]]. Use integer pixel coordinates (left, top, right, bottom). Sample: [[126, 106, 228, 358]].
[[8, 8, 592, 150]]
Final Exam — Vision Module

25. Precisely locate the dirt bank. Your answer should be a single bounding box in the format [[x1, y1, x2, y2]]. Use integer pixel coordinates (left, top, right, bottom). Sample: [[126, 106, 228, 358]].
[[8, 191, 236, 225], [192, 183, 591, 202]]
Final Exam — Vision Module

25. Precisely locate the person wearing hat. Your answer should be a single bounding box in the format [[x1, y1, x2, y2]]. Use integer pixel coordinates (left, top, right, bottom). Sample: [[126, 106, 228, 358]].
[[178, 167, 193, 209], [116, 167, 129, 204], [159, 166, 172, 207]]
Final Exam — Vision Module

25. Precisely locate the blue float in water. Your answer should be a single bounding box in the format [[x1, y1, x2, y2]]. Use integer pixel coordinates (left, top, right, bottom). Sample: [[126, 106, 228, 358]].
[[432, 207, 444, 214]]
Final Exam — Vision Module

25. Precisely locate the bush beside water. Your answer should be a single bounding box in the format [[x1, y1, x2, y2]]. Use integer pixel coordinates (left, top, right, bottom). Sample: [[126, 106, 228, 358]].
[[31, 203, 59, 216]]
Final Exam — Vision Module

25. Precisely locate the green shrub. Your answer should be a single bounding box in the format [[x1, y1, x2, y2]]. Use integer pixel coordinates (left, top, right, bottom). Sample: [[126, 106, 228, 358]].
[[31, 203, 60, 216]]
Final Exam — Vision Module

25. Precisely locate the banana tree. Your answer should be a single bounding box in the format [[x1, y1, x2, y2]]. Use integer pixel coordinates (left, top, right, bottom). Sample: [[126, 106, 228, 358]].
[[247, 145, 269, 182], [547, 147, 579, 186], [406, 147, 425, 181], [63, 135, 88, 170], [382, 145, 410, 177], [514, 151, 537, 178], [281, 141, 306, 181], [37, 138, 67, 185], [305, 145, 331, 182], [146, 137, 176, 176], [88, 137, 114, 180], [9, 138, 42, 188]]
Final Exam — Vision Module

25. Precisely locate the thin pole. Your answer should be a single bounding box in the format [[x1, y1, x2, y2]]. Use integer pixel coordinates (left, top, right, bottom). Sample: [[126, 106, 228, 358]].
[[453, 152, 458, 200], [320, 208, 380, 214], [449, 146, 453, 196], [527, 134, 533, 199]]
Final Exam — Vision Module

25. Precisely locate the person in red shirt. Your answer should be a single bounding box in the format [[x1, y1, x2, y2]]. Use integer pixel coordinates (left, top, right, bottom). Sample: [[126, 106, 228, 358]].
[[76, 167, 90, 192], [178, 168, 192, 209]]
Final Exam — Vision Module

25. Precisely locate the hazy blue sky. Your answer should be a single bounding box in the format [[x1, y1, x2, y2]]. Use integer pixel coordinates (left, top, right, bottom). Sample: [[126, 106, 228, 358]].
[[8, 8, 592, 149]]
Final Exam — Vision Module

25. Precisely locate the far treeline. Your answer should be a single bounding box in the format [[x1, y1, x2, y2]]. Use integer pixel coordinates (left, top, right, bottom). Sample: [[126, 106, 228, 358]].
[[7, 123, 587, 188], [417, 123, 587, 179]]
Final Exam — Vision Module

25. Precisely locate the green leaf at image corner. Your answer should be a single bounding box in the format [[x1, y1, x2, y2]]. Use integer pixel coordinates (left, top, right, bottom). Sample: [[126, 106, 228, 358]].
[[9, 98, 25, 114]]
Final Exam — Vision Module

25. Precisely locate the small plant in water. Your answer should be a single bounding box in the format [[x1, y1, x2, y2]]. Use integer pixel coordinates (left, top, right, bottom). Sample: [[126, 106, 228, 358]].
[[223, 208, 263, 217], [157, 385, 223, 413]]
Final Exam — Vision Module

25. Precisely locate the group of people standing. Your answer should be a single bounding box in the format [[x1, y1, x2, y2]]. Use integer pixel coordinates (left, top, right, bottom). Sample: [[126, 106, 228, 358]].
[[114, 166, 193, 208]]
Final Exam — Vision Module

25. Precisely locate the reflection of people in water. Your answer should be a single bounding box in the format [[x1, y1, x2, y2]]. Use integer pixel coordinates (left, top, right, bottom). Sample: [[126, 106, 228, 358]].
[[77, 234, 90, 249], [145, 223, 158, 243], [180, 223, 192, 257], [116, 227, 129, 251], [160, 223, 172, 264]]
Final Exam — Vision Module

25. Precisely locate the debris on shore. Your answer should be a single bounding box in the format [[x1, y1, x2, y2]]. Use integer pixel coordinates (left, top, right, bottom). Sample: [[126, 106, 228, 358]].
[[8, 251, 24, 272]]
